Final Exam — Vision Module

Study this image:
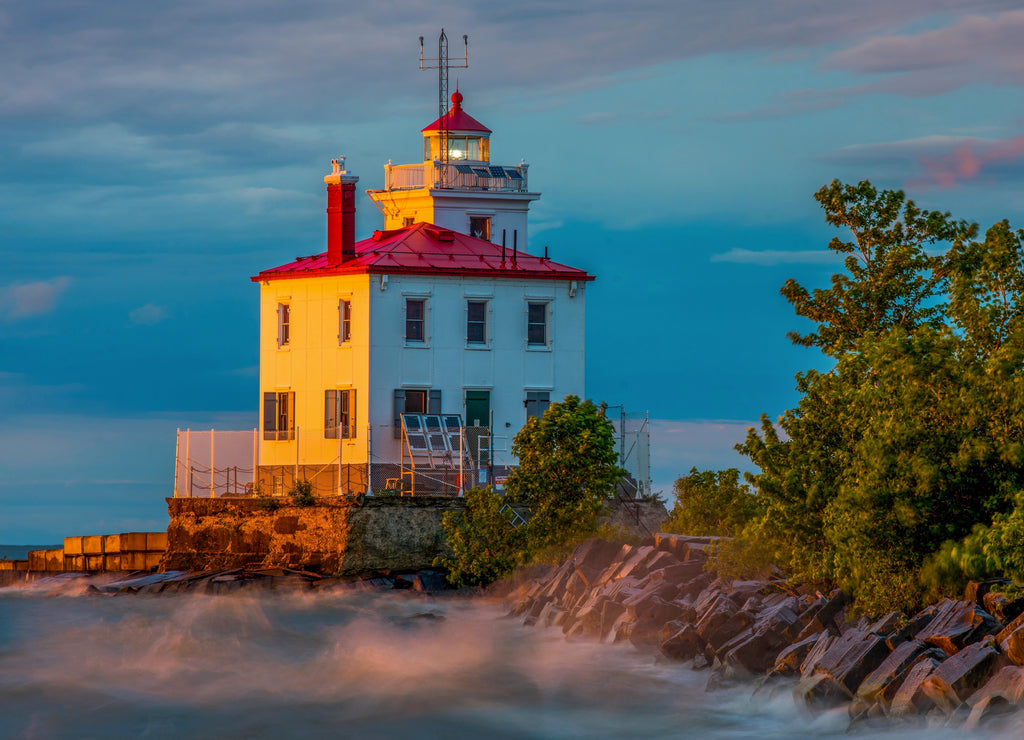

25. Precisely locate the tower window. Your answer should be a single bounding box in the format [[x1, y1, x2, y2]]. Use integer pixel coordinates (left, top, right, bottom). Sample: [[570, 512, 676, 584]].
[[406, 299, 426, 342], [277, 303, 290, 347], [325, 389, 357, 439], [469, 217, 490, 240], [527, 302, 548, 346], [525, 391, 550, 420], [467, 300, 487, 344], [338, 299, 351, 344], [263, 391, 295, 441]]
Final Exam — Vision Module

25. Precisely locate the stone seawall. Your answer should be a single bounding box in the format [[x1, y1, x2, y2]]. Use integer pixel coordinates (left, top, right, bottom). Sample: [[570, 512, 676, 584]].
[[163, 496, 465, 575]]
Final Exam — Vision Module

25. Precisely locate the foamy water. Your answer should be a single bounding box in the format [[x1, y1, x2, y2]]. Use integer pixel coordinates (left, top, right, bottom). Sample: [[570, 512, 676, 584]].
[[0, 578, 1018, 739]]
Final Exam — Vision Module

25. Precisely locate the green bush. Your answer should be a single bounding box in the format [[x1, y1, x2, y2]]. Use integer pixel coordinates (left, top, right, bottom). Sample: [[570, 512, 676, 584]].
[[289, 480, 316, 508], [662, 467, 762, 537], [255, 493, 281, 512], [439, 395, 624, 586]]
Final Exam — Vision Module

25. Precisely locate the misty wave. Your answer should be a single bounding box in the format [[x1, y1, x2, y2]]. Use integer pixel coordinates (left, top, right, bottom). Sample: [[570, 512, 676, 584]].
[[0, 584, 1016, 739]]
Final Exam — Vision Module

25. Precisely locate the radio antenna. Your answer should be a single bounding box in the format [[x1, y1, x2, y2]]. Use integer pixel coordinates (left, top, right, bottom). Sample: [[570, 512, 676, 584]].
[[419, 29, 468, 188]]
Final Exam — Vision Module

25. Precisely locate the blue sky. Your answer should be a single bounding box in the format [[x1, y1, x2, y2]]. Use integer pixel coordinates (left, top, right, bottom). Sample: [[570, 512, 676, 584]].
[[2, 1, 1024, 542]]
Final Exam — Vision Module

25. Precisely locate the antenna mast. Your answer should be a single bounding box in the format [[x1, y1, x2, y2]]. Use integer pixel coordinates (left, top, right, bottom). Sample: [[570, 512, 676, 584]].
[[419, 29, 468, 188]]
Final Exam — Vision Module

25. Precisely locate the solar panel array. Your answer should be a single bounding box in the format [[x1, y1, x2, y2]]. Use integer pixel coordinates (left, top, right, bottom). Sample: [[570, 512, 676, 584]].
[[402, 413, 466, 455]]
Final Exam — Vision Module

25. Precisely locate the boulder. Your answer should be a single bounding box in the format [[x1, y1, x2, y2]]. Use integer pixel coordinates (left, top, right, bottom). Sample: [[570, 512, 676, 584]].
[[659, 623, 706, 661], [888, 604, 937, 650], [772, 633, 820, 676], [650, 560, 704, 586], [919, 638, 1004, 714], [914, 598, 1001, 654], [964, 579, 1010, 607], [854, 639, 937, 709], [963, 665, 1024, 730], [793, 673, 852, 712], [571, 538, 628, 572], [800, 631, 838, 677], [695, 594, 747, 652], [982, 591, 1024, 624], [867, 611, 903, 638], [804, 628, 892, 694], [888, 656, 944, 718], [999, 622, 1024, 666]]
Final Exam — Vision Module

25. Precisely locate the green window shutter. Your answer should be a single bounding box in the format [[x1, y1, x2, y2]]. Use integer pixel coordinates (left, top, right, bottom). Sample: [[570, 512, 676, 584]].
[[429, 389, 442, 415], [393, 389, 405, 438]]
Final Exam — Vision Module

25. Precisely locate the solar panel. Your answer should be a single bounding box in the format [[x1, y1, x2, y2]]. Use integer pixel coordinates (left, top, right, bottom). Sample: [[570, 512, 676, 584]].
[[408, 433, 428, 450], [472, 167, 491, 178], [489, 166, 506, 178], [455, 164, 475, 174], [504, 169, 523, 180]]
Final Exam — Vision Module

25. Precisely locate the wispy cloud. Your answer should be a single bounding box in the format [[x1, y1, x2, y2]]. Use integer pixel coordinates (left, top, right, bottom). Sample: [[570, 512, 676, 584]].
[[129, 303, 167, 326], [820, 134, 1024, 189], [0, 276, 71, 320], [711, 248, 836, 266]]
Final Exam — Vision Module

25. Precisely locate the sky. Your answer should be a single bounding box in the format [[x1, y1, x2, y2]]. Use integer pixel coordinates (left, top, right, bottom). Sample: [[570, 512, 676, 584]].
[[2, 1, 1024, 542]]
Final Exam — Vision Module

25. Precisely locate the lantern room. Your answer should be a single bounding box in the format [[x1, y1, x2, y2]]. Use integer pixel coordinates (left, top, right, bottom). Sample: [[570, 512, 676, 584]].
[[421, 89, 491, 163]]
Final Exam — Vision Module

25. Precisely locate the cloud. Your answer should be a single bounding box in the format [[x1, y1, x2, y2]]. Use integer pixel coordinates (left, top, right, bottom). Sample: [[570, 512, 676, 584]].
[[825, 10, 1024, 77], [129, 303, 167, 326], [1, 276, 71, 319], [711, 248, 837, 265], [820, 134, 1024, 190]]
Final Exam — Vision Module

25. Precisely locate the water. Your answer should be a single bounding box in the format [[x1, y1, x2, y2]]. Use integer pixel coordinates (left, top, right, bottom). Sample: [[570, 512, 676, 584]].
[[0, 578, 1017, 739]]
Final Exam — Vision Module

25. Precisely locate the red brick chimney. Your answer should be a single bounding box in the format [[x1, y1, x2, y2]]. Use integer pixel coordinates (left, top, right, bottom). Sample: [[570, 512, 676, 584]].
[[325, 157, 359, 267]]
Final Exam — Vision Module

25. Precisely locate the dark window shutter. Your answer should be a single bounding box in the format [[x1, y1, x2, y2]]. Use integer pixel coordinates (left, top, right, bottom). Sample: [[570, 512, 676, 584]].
[[393, 389, 405, 438], [325, 390, 338, 439], [429, 389, 442, 415], [349, 390, 357, 438], [264, 393, 277, 435]]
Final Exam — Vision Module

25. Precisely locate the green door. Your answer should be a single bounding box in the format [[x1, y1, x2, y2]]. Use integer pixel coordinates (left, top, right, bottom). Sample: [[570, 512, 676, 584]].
[[464, 390, 491, 467], [465, 390, 490, 428]]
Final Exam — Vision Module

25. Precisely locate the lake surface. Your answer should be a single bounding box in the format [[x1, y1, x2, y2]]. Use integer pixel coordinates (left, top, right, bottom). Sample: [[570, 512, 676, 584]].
[[0, 577, 1017, 739]]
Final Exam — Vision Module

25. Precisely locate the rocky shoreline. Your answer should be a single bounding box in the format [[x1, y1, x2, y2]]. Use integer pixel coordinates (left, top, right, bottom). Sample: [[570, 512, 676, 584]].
[[506, 533, 1024, 733]]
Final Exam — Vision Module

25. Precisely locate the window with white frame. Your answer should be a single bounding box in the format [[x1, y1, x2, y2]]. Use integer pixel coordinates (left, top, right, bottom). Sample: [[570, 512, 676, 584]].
[[466, 300, 487, 345], [406, 298, 426, 343], [263, 391, 295, 441], [527, 302, 548, 346], [338, 299, 352, 344], [277, 303, 290, 347], [392, 388, 441, 437], [325, 389, 356, 439]]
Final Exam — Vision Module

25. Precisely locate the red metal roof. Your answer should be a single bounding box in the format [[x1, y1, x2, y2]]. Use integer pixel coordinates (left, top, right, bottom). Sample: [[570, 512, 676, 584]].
[[421, 90, 492, 134], [252, 222, 595, 283]]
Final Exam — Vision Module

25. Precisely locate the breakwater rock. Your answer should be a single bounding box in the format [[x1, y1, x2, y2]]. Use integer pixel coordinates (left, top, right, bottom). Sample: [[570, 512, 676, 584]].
[[507, 534, 1024, 732]]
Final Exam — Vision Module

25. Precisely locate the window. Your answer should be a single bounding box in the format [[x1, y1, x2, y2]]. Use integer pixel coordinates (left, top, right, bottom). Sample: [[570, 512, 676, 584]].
[[469, 216, 490, 241], [467, 300, 487, 344], [393, 388, 441, 437], [277, 303, 290, 347], [263, 391, 295, 441], [403, 217, 414, 227], [325, 389, 356, 439], [527, 302, 547, 346], [338, 299, 351, 344], [406, 299, 425, 343], [526, 391, 550, 420]]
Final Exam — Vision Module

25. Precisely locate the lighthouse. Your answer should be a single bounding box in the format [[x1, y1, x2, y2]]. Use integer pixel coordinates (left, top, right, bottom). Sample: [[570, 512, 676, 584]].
[[368, 89, 540, 253], [250, 89, 590, 497]]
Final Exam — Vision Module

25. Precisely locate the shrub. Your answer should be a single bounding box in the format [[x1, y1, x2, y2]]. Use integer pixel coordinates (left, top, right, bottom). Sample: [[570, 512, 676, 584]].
[[289, 480, 316, 508], [662, 467, 762, 537]]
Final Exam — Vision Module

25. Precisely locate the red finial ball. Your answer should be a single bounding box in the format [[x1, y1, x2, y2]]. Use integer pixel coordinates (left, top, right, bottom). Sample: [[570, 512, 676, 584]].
[[451, 89, 463, 110]]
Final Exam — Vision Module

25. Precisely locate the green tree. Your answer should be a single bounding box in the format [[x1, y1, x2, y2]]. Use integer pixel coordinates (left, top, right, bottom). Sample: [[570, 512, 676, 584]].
[[437, 486, 524, 587], [662, 468, 762, 537], [781, 180, 974, 357], [507, 395, 624, 554], [438, 395, 624, 585]]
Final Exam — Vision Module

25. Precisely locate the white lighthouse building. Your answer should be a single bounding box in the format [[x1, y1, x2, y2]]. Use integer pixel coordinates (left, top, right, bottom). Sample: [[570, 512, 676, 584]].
[[250, 90, 593, 495]]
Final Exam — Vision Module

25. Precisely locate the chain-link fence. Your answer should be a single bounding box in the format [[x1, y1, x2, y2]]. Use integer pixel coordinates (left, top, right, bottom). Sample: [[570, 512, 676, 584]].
[[174, 424, 509, 498], [609, 410, 651, 499]]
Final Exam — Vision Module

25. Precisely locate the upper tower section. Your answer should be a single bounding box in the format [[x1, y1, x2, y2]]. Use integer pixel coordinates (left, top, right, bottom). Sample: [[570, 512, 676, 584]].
[[421, 88, 491, 163], [367, 88, 540, 252]]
